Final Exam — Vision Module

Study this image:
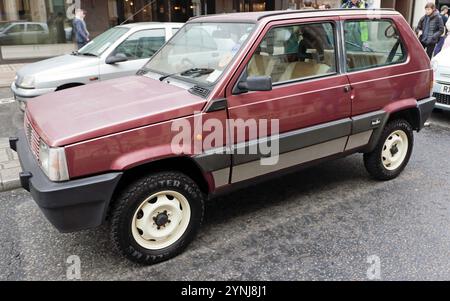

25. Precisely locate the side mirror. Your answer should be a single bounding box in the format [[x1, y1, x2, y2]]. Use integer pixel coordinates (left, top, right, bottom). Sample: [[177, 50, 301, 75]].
[[237, 76, 272, 92], [106, 53, 128, 64]]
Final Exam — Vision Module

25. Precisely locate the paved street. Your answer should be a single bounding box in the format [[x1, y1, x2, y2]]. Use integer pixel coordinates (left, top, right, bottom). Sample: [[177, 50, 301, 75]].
[[0, 88, 23, 191], [0, 88, 449, 279], [0, 64, 24, 88]]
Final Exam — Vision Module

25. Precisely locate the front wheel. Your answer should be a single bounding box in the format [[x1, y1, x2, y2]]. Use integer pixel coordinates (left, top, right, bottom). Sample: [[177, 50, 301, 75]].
[[110, 172, 205, 265], [364, 119, 414, 181]]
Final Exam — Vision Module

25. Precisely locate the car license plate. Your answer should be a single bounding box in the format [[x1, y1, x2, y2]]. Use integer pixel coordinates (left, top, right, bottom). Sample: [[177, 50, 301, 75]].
[[440, 84, 450, 95]]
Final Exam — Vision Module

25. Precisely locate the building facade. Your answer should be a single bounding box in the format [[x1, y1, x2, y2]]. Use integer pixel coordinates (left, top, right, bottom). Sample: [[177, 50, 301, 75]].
[[0, 0, 446, 62]]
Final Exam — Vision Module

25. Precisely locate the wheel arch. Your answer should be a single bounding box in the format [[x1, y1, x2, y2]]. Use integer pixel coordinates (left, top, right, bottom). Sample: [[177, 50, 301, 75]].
[[364, 104, 420, 153], [112, 156, 213, 200], [55, 82, 85, 91], [387, 107, 421, 131]]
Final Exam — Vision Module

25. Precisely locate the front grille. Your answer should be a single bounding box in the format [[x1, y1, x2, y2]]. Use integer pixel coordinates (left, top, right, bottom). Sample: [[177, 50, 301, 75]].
[[433, 93, 450, 105], [24, 115, 41, 163]]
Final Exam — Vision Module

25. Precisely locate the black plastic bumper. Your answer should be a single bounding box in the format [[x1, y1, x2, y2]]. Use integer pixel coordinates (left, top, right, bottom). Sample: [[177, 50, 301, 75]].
[[417, 96, 436, 131], [10, 130, 123, 233]]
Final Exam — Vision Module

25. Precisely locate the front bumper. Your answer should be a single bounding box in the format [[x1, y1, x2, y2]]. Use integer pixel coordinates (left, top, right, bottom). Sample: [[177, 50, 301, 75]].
[[10, 82, 56, 111], [432, 81, 450, 111], [10, 130, 122, 233]]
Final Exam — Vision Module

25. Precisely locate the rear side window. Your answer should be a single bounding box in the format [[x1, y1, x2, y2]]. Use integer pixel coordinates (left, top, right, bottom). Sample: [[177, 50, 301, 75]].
[[247, 22, 337, 83], [27, 24, 44, 32], [344, 19, 407, 72]]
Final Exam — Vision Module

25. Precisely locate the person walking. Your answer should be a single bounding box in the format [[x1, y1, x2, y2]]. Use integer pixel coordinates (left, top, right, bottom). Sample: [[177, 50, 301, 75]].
[[55, 13, 66, 44], [73, 9, 90, 49], [416, 2, 444, 59], [47, 13, 56, 44], [434, 5, 449, 56], [341, 0, 368, 9]]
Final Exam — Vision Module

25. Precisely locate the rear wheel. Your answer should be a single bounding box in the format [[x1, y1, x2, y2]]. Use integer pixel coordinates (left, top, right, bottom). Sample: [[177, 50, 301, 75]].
[[110, 171, 205, 265], [364, 119, 414, 181]]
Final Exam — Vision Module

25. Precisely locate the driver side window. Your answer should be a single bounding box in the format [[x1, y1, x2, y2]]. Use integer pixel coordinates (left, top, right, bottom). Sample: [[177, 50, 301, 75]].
[[344, 19, 407, 72], [113, 29, 166, 60], [247, 22, 337, 84]]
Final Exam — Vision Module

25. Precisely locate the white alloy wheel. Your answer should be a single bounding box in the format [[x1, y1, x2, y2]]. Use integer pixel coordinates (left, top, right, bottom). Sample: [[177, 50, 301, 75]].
[[131, 190, 191, 250], [381, 130, 409, 171]]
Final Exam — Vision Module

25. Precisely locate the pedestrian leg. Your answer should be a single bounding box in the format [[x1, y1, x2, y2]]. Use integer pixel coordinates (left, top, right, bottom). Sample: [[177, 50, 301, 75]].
[[426, 44, 436, 59]]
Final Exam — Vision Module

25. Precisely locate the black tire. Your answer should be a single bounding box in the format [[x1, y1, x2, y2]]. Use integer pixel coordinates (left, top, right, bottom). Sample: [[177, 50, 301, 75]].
[[364, 119, 414, 181], [110, 171, 205, 265]]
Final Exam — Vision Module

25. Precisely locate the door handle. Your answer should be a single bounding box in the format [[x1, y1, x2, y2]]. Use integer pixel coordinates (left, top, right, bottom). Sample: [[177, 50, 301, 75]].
[[344, 85, 352, 93]]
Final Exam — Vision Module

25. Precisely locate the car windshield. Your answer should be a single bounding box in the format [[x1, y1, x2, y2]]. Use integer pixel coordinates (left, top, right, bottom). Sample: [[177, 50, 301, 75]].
[[0, 22, 11, 32], [144, 22, 256, 85], [78, 27, 129, 56]]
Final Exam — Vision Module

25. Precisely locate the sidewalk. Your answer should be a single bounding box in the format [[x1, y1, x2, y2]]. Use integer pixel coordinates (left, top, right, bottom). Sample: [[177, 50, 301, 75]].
[[0, 64, 25, 88], [0, 138, 21, 192]]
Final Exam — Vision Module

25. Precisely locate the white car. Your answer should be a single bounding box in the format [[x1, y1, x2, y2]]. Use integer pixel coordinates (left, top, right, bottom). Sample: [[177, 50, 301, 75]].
[[432, 46, 450, 111], [11, 22, 183, 110]]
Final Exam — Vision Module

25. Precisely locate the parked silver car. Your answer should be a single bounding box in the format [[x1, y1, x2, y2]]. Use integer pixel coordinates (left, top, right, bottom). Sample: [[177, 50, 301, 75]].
[[11, 22, 183, 110], [432, 47, 450, 111], [0, 21, 49, 45]]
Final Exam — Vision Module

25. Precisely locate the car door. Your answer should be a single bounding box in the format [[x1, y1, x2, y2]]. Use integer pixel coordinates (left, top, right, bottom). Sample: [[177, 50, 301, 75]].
[[99, 28, 167, 80], [225, 18, 353, 183]]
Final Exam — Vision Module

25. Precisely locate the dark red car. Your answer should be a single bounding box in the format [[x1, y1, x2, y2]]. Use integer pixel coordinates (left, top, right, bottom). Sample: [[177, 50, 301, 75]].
[[11, 9, 435, 265]]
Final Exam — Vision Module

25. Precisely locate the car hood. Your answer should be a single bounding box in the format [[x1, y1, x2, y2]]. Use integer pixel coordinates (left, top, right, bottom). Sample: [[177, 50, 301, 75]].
[[16, 54, 98, 79], [26, 76, 207, 147]]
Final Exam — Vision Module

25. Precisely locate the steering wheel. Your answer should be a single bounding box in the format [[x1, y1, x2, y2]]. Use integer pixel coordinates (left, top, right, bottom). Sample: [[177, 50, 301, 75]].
[[385, 24, 398, 39], [345, 40, 374, 52]]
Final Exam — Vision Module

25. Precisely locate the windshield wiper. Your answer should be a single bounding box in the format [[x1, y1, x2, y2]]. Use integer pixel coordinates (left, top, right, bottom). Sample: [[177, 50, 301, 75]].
[[159, 68, 215, 81]]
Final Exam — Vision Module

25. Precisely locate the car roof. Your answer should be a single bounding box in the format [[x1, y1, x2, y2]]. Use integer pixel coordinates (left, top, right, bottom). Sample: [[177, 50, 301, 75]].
[[189, 8, 400, 23], [117, 22, 184, 29]]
